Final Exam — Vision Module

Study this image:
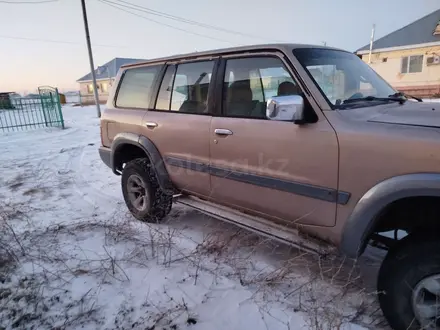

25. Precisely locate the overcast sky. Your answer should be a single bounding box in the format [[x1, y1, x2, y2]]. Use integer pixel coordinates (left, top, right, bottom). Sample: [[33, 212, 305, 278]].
[[0, 0, 438, 93]]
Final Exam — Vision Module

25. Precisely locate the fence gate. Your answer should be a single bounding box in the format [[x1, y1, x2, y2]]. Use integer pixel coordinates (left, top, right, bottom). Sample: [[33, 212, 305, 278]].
[[0, 86, 65, 132]]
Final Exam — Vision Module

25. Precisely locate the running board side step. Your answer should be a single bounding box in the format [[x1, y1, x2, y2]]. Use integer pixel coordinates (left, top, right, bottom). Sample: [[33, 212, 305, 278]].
[[175, 195, 331, 255]]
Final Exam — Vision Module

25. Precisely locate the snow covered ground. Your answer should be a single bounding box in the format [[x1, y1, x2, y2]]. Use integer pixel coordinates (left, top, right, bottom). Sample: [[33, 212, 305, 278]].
[[0, 106, 387, 330], [423, 98, 440, 103]]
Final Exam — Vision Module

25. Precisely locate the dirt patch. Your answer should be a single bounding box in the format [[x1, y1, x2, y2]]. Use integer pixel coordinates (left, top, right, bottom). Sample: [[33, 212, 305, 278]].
[[22, 187, 52, 200], [59, 193, 72, 199], [8, 182, 24, 192], [7, 173, 35, 192], [57, 180, 72, 190], [23, 187, 50, 196], [22, 188, 40, 196]]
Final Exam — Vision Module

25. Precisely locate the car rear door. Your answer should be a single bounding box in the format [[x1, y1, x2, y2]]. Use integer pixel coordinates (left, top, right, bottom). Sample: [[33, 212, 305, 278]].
[[208, 53, 340, 227], [140, 58, 218, 197]]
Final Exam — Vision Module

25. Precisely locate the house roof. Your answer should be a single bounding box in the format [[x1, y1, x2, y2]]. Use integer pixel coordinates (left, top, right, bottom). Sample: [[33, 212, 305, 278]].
[[77, 57, 146, 82], [356, 9, 440, 52]]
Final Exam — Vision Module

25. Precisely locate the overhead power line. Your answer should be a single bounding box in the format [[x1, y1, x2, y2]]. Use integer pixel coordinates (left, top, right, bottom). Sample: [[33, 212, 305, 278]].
[[0, 0, 58, 4], [111, 0, 279, 42], [98, 0, 234, 44], [0, 34, 127, 48]]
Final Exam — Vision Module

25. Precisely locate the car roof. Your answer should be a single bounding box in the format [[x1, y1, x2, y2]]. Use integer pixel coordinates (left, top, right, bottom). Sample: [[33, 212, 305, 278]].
[[121, 43, 347, 68]]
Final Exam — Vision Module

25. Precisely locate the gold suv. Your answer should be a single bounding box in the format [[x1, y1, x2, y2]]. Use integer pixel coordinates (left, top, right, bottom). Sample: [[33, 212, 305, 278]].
[[99, 44, 440, 330]]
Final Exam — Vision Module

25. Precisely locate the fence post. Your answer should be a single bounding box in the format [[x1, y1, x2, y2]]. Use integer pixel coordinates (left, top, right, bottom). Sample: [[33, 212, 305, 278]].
[[55, 88, 65, 129], [40, 95, 49, 127]]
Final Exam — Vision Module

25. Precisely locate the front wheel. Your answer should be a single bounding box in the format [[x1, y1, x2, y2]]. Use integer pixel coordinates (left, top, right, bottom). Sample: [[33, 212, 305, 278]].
[[121, 158, 172, 223], [378, 233, 440, 330]]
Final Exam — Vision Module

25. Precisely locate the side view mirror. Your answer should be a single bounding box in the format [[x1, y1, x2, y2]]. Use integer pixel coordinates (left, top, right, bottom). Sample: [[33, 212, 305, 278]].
[[266, 95, 305, 123]]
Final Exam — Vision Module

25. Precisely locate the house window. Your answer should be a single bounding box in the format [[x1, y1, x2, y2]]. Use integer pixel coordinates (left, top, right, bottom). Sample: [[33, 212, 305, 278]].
[[401, 55, 423, 73], [434, 21, 440, 35], [101, 83, 108, 93], [87, 84, 94, 94]]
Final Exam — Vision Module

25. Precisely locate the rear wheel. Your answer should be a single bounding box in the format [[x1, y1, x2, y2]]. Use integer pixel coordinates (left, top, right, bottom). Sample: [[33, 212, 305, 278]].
[[121, 158, 172, 222], [378, 233, 440, 330]]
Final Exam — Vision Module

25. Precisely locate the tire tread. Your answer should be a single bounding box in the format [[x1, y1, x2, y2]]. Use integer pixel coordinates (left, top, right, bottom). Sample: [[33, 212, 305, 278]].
[[122, 158, 172, 223]]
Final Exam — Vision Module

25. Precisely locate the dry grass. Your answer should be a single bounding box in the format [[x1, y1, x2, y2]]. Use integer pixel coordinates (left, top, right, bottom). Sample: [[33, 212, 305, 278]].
[[178, 219, 386, 329], [0, 198, 386, 330]]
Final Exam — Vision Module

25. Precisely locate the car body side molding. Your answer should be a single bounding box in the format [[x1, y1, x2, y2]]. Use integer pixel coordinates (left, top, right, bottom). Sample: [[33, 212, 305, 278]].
[[165, 156, 350, 205]]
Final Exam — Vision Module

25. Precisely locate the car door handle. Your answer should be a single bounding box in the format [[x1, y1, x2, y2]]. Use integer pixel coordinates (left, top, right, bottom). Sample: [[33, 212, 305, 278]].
[[214, 128, 233, 136], [145, 122, 158, 128]]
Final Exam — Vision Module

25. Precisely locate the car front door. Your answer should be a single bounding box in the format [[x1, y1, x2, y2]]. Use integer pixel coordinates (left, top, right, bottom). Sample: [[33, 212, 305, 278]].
[[208, 54, 340, 227], [140, 59, 217, 197]]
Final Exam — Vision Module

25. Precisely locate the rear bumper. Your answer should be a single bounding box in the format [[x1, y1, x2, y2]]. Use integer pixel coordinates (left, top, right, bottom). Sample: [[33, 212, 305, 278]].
[[99, 146, 112, 169]]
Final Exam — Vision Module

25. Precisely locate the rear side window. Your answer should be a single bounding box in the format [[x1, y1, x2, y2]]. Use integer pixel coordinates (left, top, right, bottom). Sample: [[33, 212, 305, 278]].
[[116, 65, 161, 109], [155, 61, 214, 114], [155, 65, 176, 111]]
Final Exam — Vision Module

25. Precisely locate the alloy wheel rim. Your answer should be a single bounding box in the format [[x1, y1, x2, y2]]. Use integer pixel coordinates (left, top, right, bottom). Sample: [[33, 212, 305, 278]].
[[412, 274, 440, 329], [127, 174, 149, 212]]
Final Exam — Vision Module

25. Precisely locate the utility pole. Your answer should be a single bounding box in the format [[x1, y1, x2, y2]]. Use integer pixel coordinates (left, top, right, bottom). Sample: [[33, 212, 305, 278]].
[[368, 24, 376, 64], [81, 0, 101, 117]]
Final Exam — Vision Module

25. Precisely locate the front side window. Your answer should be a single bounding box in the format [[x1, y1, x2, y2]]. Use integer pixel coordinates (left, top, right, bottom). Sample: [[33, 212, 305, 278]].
[[401, 55, 423, 73], [87, 84, 93, 94], [155, 61, 214, 114], [116, 65, 161, 109], [293, 48, 396, 108], [223, 57, 300, 118]]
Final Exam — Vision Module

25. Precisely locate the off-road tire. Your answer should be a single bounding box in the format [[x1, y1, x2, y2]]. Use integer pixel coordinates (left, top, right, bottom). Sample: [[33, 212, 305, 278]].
[[121, 158, 172, 222], [378, 232, 440, 330]]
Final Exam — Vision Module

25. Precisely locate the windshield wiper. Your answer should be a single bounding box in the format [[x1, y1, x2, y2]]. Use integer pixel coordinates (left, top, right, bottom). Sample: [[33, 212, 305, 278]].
[[342, 95, 405, 105], [389, 92, 423, 102]]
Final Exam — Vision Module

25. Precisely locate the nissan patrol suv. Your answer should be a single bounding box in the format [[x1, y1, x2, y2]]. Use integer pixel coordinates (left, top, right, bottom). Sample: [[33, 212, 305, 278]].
[[99, 44, 440, 330]]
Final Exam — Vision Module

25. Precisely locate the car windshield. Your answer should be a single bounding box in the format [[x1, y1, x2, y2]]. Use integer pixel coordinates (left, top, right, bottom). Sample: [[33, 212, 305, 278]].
[[293, 48, 397, 108]]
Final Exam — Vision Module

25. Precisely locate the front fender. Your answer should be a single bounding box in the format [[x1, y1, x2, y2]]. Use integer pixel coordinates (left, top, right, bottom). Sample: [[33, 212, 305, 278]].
[[340, 173, 440, 258]]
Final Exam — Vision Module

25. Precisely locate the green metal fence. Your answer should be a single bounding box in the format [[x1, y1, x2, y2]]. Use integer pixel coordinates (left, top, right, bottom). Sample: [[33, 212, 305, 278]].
[[0, 86, 65, 132]]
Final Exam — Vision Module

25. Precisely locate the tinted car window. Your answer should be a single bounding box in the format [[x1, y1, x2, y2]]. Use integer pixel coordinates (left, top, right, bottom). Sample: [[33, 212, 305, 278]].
[[155, 65, 176, 111], [171, 74, 189, 111], [116, 65, 161, 109], [170, 61, 214, 114], [223, 57, 299, 119]]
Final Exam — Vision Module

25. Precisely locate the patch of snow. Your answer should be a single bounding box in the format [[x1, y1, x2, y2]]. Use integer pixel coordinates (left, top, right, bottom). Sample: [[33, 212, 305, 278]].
[[423, 98, 440, 103], [0, 106, 381, 330]]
